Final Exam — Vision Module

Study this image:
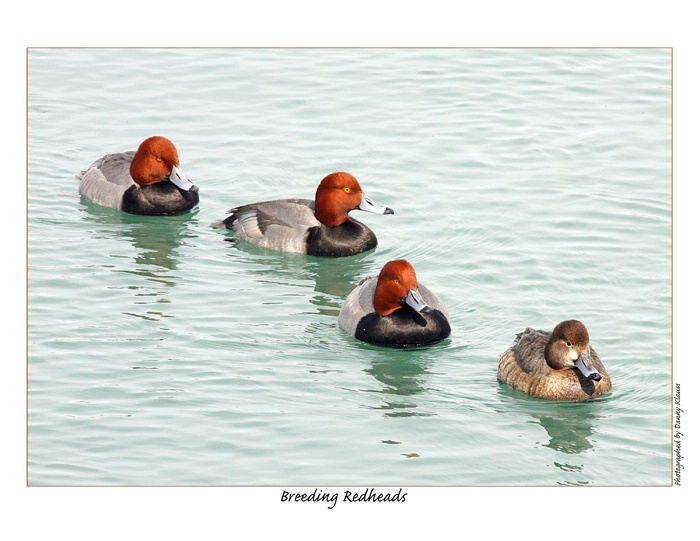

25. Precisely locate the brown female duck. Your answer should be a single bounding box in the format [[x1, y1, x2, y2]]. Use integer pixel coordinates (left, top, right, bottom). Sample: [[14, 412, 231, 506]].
[[497, 320, 611, 401]]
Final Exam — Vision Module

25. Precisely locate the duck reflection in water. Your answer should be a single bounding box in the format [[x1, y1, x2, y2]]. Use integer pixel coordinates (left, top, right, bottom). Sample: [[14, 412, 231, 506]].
[[364, 350, 440, 418], [78, 204, 196, 321], [220, 239, 378, 318]]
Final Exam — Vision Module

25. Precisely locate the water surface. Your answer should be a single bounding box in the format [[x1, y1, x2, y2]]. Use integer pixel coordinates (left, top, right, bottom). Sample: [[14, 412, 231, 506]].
[[28, 48, 671, 486]]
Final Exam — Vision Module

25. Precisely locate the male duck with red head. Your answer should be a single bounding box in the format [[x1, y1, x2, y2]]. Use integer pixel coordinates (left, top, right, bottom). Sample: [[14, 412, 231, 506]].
[[212, 172, 393, 257], [497, 320, 612, 400], [79, 136, 199, 215], [339, 259, 451, 347]]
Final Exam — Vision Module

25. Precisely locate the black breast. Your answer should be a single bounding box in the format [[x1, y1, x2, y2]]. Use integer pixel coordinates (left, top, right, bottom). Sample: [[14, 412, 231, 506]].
[[122, 183, 199, 216], [305, 218, 378, 257], [354, 307, 451, 348]]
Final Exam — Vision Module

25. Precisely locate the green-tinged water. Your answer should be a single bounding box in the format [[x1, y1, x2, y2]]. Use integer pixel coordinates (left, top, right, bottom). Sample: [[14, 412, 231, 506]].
[[27, 48, 671, 486]]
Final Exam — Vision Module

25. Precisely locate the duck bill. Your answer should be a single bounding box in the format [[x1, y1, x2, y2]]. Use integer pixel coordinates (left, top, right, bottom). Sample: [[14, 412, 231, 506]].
[[406, 288, 434, 314], [575, 351, 602, 381], [169, 166, 198, 192], [405, 288, 434, 327], [357, 193, 394, 215]]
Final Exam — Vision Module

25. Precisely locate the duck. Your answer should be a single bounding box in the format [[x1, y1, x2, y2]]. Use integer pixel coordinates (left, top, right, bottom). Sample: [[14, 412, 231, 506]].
[[211, 172, 393, 257], [78, 136, 199, 215], [339, 259, 451, 347], [497, 320, 612, 400]]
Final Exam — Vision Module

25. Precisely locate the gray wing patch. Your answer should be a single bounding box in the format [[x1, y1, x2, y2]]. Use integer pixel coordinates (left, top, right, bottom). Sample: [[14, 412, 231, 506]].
[[338, 277, 378, 335], [235, 206, 295, 238]]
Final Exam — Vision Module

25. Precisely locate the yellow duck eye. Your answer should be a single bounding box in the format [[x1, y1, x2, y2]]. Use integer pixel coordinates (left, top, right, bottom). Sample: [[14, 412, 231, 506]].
[[344, 187, 351, 193]]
